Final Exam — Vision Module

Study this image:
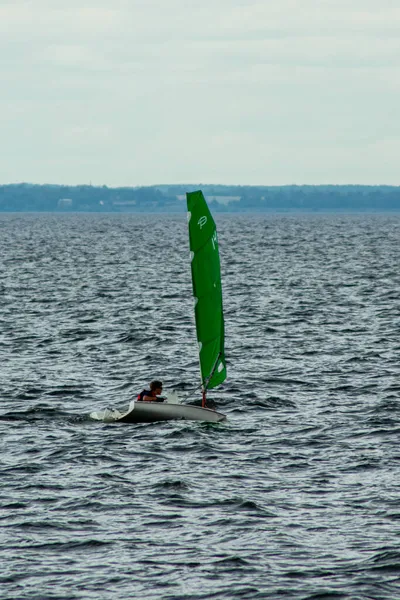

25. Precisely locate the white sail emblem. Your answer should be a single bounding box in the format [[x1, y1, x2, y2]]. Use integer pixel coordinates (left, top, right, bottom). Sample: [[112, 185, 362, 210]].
[[198, 216, 207, 229]]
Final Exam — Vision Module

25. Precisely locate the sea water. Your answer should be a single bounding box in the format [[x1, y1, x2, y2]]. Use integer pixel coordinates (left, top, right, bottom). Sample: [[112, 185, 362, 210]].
[[1, 212, 399, 599]]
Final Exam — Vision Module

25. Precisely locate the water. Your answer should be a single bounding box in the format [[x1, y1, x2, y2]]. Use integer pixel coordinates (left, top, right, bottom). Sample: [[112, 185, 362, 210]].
[[1, 212, 400, 599]]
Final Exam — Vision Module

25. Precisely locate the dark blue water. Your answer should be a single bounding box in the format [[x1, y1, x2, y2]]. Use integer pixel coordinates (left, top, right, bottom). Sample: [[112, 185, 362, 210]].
[[1, 212, 400, 599]]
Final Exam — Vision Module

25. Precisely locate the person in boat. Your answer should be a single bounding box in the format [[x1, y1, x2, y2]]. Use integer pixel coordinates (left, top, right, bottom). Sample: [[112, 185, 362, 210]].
[[137, 380, 165, 402]]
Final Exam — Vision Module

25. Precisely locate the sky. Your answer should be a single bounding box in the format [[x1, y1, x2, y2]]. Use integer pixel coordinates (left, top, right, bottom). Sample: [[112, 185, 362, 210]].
[[1, 0, 399, 186]]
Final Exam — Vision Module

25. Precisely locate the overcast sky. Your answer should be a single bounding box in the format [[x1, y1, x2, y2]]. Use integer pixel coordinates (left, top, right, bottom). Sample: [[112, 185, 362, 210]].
[[1, 0, 399, 186]]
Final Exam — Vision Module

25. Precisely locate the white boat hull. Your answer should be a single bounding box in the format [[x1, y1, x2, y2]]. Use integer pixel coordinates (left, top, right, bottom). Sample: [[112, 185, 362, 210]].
[[90, 401, 227, 424]]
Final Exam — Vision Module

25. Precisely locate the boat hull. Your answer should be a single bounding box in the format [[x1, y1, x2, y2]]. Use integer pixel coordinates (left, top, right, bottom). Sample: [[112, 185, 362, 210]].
[[90, 401, 226, 424]]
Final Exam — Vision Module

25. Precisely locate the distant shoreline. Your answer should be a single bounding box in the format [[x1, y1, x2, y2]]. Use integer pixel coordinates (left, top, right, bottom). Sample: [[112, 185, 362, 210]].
[[1, 183, 399, 213]]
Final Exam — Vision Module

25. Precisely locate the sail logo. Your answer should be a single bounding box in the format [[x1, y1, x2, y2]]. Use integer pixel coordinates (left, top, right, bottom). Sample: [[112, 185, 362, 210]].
[[198, 216, 207, 229]]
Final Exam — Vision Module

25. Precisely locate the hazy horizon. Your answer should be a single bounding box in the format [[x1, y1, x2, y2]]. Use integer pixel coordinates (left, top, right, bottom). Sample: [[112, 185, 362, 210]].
[[2, 182, 400, 189]]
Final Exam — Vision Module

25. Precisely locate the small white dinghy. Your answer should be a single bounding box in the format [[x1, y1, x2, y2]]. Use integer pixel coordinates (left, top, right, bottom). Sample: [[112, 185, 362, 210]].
[[90, 396, 226, 424]]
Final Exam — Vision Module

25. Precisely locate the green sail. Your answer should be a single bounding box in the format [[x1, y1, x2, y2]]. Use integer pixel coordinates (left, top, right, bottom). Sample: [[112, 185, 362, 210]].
[[187, 190, 226, 390]]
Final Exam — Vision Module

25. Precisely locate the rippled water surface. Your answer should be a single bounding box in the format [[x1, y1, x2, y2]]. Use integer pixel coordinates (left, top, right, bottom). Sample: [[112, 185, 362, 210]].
[[1, 212, 400, 599]]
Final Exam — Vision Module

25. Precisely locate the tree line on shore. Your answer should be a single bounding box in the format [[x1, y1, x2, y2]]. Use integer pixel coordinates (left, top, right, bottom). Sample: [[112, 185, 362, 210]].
[[0, 183, 399, 212]]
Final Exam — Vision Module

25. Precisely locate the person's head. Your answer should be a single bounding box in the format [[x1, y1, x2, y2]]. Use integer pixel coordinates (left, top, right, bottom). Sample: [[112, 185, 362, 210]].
[[150, 380, 163, 394]]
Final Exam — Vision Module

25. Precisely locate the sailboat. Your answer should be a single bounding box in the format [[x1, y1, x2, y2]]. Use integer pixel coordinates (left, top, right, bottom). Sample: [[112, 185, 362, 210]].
[[90, 190, 227, 423]]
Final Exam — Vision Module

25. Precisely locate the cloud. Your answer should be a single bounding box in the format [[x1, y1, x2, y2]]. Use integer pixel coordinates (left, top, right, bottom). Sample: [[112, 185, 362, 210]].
[[0, 2, 122, 37], [0, 0, 399, 184]]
